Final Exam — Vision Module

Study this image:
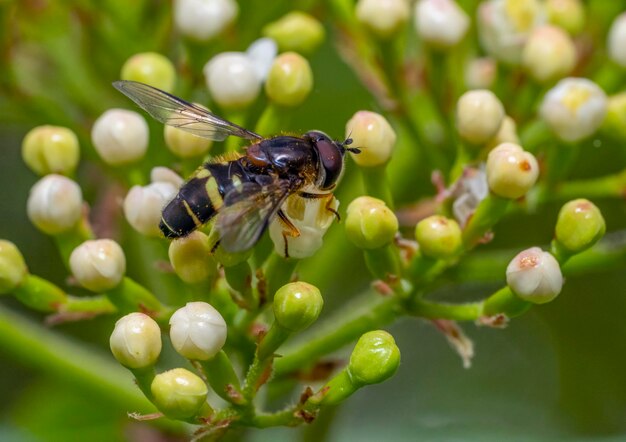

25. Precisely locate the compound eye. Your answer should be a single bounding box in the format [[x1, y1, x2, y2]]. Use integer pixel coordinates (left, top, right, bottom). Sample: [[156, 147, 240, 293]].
[[316, 138, 343, 189]]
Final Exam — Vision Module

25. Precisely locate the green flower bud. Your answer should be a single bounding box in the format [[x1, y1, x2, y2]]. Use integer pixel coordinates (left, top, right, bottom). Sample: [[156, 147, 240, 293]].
[[164, 115, 213, 158], [263, 11, 325, 55], [555, 199, 605, 254], [415, 215, 462, 259], [356, 0, 410, 39], [110, 312, 162, 369], [264, 52, 313, 107], [602, 92, 626, 141], [348, 330, 400, 387], [69, 239, 126, 292], [0, 240, 28, 294], [345, 111, 396, 167], [506, 247, 563, 304], [151, 368, 208, 419], [486, 143, 539, 199], [21, 125, 80, 176], [168, 231, 217, 284], [456, 90, 505, 145], [546, 0, 585, 35], [273, 282, 323, 333], [345, 197, 398, 250], [120, 52, 176, 93]]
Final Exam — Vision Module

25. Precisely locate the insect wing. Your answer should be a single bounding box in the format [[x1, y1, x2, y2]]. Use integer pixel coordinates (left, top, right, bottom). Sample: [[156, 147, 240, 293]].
[[113, 80, 262, 142], [215, 180, 293, 253]]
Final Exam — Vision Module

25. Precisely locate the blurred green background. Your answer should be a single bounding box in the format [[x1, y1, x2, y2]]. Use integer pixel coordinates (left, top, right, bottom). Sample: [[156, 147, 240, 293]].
[[0, 0, 625, 440]]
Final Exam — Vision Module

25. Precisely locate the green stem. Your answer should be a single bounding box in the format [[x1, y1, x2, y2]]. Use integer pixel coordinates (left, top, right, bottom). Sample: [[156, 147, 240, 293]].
[[264, 253, 299, 302], [482, 287, 531, 318], [199, 350, 244, 404], [408, 299, 484, 321], [254, 103, 290, 136], [130, 367, 156, 402], [13, 274, 67, 312], [461, 194, 510, 248], [62, 295, 116, 314], [361, 165, 394, 209], [363, 246, 401, 281], [105, 277, 171, 320], [257, 323, 291, 360]]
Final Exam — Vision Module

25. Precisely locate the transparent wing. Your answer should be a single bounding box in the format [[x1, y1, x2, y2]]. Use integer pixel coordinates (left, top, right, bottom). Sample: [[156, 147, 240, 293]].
[[113, 80, 263, 141], [215, 179, 293, 253]]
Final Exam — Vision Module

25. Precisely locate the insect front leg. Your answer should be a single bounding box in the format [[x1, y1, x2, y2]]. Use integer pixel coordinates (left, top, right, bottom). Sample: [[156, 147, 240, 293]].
[[297, 191, 340, 221], [276, 209, 300, 258]]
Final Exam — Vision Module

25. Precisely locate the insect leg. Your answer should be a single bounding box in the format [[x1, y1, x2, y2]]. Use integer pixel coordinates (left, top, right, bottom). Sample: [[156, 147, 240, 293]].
[[297, 192, 340, 221], [276, 209, 301, 258]]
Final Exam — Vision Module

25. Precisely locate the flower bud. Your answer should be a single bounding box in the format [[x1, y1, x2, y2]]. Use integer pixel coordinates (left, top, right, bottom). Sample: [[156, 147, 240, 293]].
[[27, 174, 83, 235], [263, 11, 325, 55], [546, 0, 585, 35], [264, 52, 313, 107], [356, 0, 410, 39], [486, 143, 539, 199], [345, 196, 398, 250], [602, 92, 626, 141], [151, 368, 208, 419], [345, 111, 396, 167], [540, 78, 607, 143], [173, 0, 238, 42], [486, 116, 520, 151], [522, 25, 576, 83], [169, 302, 227, 360], [456, 90, 505, 145], [477, 0, 545, 65], [69, 239, 126, 292], [168, 232, 217, 284], [164, 113, 213, 158], [21, 125, 80, 176], [120, 52, 176, 93], [506, 247, 563, 304], [273, 282, 323, 333], [415, 215, 462, 259], [608, 13, 626, 68], [91, 109, 149, 166], [123, 182, 178, 237], [203, 53, 261, 109], [0, 240, 28, 294], [269, 193, 338, 259], [465, 57, 497, 90], [555, 199, 605, 254], [109, 312, 162, 369], [348, 330, 400, 387], [150, 167, 184, 189], [414, 0, 470, 49]]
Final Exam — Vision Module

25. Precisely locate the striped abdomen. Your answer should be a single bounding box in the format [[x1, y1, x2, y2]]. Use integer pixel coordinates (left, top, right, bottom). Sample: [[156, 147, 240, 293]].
[[159, 161, 248, 238]]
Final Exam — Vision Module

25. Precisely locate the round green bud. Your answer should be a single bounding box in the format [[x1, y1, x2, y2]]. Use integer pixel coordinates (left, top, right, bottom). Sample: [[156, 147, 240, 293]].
[[546, 0, 585, 35], [0, 240, 28, 294], [345, 196, 398, 250], [555, 199, 605, 254], [168, 231, 217, 284], [264, 52, 313, 107], [22, 125, 80, 176], [273, 282, 323, 332], [120, 52, 176, 93], [151, 368, 208, 419], [164, 119, 212, 158], [415, 215, 462, 259], [109, 312, 162, 369], [522, 25, 576, 84], [348, 330, 400, 387], [602, 92, 626, 141], [263, 12, 325, 55]]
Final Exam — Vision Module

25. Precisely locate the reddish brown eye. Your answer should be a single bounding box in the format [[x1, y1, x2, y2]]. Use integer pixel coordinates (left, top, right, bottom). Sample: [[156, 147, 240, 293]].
[[316, 140, 343, 189]]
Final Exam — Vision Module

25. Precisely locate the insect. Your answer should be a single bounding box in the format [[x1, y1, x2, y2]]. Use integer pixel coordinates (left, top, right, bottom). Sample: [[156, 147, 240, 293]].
[[113, 80, 359, 257]]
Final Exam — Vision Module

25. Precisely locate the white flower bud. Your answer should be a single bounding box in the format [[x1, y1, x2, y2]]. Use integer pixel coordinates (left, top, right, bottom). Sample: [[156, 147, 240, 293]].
[[150, 167, 184, 189], [345, 111, 396, 167], [91, 109, 148, 166], [203, 53, 261, 109], [522, 25, 576, 83], [540, 77, 608, 142], [356, 0, 410, 39], [27, 174, 83, 235], [506, 247, 563, 304], [110, 312, 162, 369], [486, 143, 539, 199], [173, 0, 238, 42], [477, 0, 545, 65], [246, 37, 278, 82], [269, 193, 338, 259], [465, 57, 497, 90], [70, 239, 126, 292], [414, 0, 470, 49], [608, 13, 626, 68], [456, 90, 505, 145], [123, 182, 178, 237], [169, 301, 227, 360]]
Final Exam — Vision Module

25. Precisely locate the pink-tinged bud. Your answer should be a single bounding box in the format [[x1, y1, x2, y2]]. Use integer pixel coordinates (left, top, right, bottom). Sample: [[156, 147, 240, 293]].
[[522, 25, 576, 83], [486, 143, 539, 199], [414, 0, 470, 49], [465, 57, 497, 90], [345, 111, 396, 167], [608, 13, 626, 68], [506, 247, 563, 304]]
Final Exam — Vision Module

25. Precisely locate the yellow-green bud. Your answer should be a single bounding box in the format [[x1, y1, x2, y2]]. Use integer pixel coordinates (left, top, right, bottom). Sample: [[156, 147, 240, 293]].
[[356, 0, 410, 39], [546, 0, 585, 35], [486, 116, 520, 151], [69, 239, 126, 292], [151, 368, 208, 419], [456, 90, 505, 145], [602, 93, 626, 141], [486, 143, 539, 199], [273, 282, 323, 332], [415, 216, 462, 259], [263, 11, 325, 55], [345, 111, 396, 167], [164, 114, 213, 158], [345, 197, 398, 250], [555, 199, 605, 254], [522, 25, 576, 84], [0, 240, 28, 294], [109, 312, 162, 369], [21, 125, 80, 176], [120, 52, 176, 93], [264, 52, 313, 107], [168, 231, 217, 284], [348, 330, 400, 387], [506, 247, 563, 304]]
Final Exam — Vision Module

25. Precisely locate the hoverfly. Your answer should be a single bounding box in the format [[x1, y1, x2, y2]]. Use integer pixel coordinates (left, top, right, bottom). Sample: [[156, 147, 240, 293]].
[[113, 80, 359, 257]]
